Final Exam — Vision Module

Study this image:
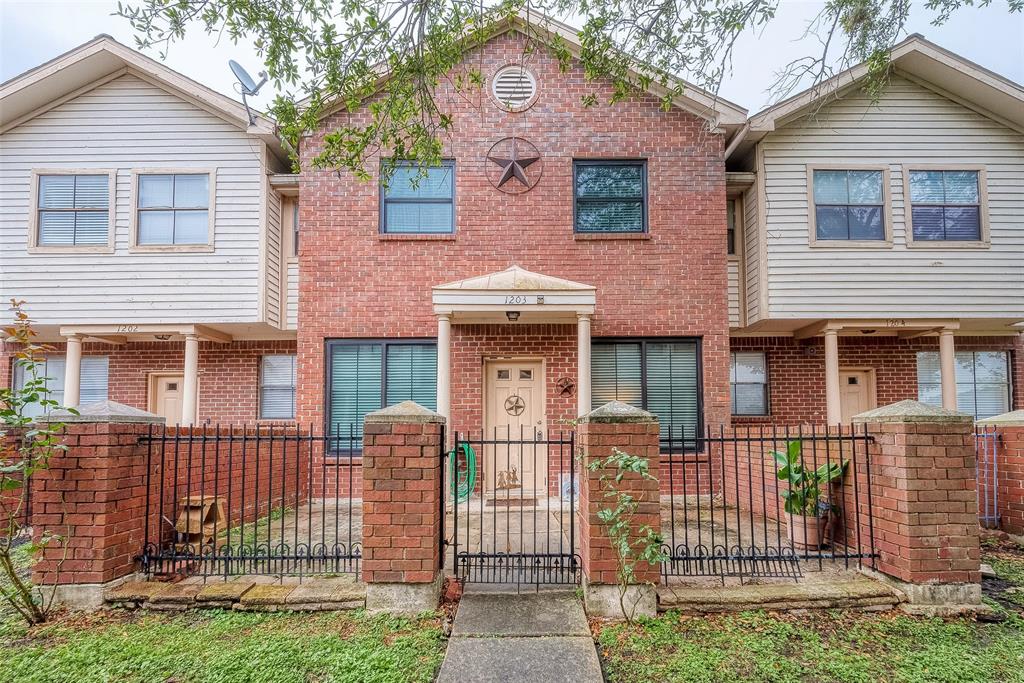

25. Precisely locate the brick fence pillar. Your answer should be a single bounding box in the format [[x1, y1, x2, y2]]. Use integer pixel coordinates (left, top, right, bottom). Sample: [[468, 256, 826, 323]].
[[361, 400, 444, 615], [853, 400, 981, 613], [978, 409, 1024, 537], [578, 401, 661, 619], [33, 401, 163, 609]]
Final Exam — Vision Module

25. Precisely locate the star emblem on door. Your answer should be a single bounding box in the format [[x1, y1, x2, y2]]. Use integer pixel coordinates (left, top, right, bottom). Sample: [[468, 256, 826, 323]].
[[486, 137, 542, 194], [504, 394, 526, 416]]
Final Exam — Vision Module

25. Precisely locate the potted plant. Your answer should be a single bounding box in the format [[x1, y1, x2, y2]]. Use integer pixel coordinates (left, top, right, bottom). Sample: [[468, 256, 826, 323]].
[[772, 441, 847, 550]]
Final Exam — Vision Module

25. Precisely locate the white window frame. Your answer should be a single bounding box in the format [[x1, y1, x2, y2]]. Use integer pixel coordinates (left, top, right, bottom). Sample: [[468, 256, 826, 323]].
[[27, 169, 117, 253], [730, 351, 769, 416], [916, 350, 1011, 420], [807, 164, 893, 248], [259, 354, 297, 420], [12, 355, 109, 417], [129, 168, 216, 252], [903, 165, 990, 249]]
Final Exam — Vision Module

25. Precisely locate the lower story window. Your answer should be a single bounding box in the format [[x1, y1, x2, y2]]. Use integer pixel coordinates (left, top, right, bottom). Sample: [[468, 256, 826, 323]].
[[13, 355, 108, 418], [916, 350, 1010, 420], [591, 339, 702, 447], [260, 355, 296, 419], [730, 352, 768, 416], [326, 340, 437, 451]]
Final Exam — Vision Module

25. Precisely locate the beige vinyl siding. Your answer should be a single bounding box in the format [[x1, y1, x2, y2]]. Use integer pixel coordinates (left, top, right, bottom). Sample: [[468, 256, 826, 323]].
[[0, 74, 265, 324], [286, 262, 298, 329], [727, 260, 741, 327], [760, 75, 1024, 320], [264, 187, 283, 328], [742, 182, 762, 323]]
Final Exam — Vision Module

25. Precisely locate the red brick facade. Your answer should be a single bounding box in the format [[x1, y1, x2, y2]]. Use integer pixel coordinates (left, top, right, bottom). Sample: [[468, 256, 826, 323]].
[[994, 424, 1024, 536], [297, 31, 730, 435], [3, 339, 297, 425], [731, 335, 1022, 425], [361, 415, 444, 584]]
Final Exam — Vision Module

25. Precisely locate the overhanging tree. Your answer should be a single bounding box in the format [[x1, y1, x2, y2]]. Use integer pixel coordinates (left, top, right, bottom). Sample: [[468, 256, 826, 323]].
[[117, 0, 1021, 174]]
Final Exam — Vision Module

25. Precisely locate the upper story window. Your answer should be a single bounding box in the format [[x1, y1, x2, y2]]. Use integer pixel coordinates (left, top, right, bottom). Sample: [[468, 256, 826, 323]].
[[730, 351, 768, 416], [591, 339, 701, 448], [907, 169, 986, 244], [34, 173, 112, 248], [260, 355, 297, 420], [380, 162, 454, 234], [13, 355, 109, 418], [916, 350, 1009, 420], [574, 161, 647, 234], [135, 172, 211, 246], [810, 168, 887, 243]]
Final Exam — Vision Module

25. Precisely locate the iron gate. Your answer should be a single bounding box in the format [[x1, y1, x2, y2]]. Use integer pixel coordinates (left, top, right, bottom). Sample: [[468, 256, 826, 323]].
[[660, 424, 878, 582], [139, 424, 362, 578], [976, 425, 1000, 528], [446, 428, 580, 586]]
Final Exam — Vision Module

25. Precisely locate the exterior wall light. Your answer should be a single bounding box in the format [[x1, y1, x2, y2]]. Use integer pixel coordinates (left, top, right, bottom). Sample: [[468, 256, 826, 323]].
[[506, 311, 520, 321]]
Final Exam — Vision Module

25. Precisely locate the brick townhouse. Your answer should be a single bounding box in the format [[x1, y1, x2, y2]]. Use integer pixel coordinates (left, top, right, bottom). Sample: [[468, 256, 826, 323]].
[[1, 16, 1022, 501]]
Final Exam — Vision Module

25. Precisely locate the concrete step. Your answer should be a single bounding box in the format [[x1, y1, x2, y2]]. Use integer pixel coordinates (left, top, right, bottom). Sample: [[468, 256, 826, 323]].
[[658, 575, 901, 613]]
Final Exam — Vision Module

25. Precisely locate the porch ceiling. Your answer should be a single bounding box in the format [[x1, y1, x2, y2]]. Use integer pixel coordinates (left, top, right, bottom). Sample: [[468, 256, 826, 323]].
[[432, 265, 596, 323]]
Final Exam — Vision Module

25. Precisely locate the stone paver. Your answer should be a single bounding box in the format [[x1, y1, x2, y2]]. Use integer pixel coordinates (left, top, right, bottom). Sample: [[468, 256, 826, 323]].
[[658, 573, 901, 612], [437, 591, 602, 683], [104, 580, 169, 604], [286, 575, 365, 609], [237, 583, 296, 609], [452, 592, 589, 637], [196, 579, 256, 604]]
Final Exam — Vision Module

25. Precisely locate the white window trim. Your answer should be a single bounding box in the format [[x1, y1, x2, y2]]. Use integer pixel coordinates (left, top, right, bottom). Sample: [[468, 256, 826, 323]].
[[129, 168, 216, 253], [730, 351, 770, 416], [259, 354, 297, 420], [902, 164, 990, 249], [806, 164, 894, 249], [27, 168, 117, 254]]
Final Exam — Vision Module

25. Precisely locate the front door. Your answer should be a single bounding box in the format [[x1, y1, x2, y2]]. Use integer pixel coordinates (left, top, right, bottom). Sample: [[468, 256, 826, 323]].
[[150, 374, 185, 425], [483, 359, 546, 495], [839, 370, 875, 423]]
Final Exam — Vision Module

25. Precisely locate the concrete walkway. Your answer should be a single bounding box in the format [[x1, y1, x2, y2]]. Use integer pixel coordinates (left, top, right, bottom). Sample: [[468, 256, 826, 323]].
[[437, 591, 603, 683]]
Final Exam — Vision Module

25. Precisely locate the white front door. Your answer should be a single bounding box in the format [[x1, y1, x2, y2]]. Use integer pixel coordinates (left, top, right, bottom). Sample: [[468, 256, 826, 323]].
[[839, 370, 875, 423], [150, 374, 185, 424], [483, 360, 547, 495]]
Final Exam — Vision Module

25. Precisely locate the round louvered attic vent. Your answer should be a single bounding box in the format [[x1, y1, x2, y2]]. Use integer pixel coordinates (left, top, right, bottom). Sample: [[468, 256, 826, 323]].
[[491, 65, 537, 111]]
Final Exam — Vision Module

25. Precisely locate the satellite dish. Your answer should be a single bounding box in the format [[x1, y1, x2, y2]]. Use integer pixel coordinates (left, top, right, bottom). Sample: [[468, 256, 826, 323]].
[[228, 59, 268, 125]]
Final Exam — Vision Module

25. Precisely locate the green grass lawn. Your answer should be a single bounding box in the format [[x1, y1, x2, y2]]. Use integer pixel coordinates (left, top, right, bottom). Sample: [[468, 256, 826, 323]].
[[1, 609, 445, 683], [597, 610, 1024, 683]]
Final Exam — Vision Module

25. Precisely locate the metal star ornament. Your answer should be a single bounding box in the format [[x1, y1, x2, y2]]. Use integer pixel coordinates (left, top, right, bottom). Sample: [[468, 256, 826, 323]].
[[486, 137, 543, 194]]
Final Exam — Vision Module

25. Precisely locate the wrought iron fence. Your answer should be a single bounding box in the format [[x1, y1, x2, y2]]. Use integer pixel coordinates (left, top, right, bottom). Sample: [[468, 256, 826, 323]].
[[139, 424, 362, 578], [975, 425, 1000, 529], [446, 427, 580, 586], [660, 424, 878, 582]]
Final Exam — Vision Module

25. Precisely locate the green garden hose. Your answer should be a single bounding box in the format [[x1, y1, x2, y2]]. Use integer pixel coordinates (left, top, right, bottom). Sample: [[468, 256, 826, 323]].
[[449, 442, 477, 503]]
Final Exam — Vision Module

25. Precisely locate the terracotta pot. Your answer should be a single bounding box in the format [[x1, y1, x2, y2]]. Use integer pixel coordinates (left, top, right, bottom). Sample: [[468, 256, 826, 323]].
[[785, 511, 827, 550]]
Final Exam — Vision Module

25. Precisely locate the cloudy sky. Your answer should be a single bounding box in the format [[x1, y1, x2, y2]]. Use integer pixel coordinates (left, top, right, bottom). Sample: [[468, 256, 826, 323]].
[[1, 0, 1022, 113]]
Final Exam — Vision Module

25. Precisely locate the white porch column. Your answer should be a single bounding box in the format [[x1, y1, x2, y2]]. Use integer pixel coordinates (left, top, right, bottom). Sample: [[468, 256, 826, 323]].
[[436, 314, 451, 422], [939, 328, 958, 411], [62, 334, 83, 408], [181, 334, 200, 426], [824, 328, 842, 425], [577, 314, 592, 417]]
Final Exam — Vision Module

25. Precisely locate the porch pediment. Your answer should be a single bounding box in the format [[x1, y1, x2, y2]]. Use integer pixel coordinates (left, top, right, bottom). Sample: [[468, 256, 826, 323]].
[[432, 265, 595, 322]]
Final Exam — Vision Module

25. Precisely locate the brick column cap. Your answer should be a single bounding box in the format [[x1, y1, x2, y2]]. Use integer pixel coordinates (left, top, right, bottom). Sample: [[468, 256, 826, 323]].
[[852, 399, 972, 425], [365, 400, 445, 424], [38, 400, 165, 424], [579, 400, 656, 424], [977, 409, 1024, 426]]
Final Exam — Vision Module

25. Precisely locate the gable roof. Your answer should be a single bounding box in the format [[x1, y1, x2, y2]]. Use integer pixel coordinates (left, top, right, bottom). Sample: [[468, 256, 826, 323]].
[[727, 34, 1024, 161], [0, 34, 286, 161], [311, 10, 748, 139]]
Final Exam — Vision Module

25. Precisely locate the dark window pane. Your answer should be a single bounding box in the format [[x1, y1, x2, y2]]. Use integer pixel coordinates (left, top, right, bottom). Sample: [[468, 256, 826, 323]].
[[646, 342, 700, 443], [575, 165, 643, 199], [591, 344, 643, 410], [576, 201, 644, 232], [849, 206, 885, 240], [386, 345, 438, 410], [943, 206, 980, 240], [912, 206, 945, 240], [815, 206, 848, 240]]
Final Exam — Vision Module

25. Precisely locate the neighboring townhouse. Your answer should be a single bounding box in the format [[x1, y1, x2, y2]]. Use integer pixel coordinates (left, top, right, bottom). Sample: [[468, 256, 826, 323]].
[[0, 36, 299, 425], [726, 35, 1024, 425]]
